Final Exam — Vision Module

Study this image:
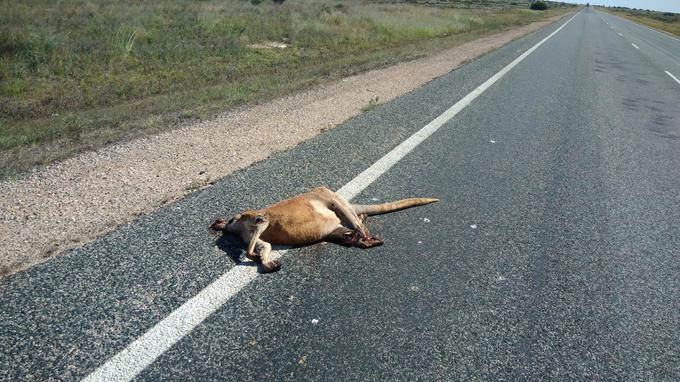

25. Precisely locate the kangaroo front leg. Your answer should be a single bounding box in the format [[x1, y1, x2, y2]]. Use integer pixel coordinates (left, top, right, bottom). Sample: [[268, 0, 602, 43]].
[[254, 239, 281, 273]]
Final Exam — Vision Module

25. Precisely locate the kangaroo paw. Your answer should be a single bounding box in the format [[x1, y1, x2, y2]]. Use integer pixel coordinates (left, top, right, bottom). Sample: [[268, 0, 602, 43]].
[[262, 259, 282, 273], [210, 219, 228, 231], [358, 235, 383, 249]]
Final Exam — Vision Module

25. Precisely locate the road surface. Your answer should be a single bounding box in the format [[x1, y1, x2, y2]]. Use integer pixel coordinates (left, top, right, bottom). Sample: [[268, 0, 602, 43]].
[[1, 8, 679, 381]]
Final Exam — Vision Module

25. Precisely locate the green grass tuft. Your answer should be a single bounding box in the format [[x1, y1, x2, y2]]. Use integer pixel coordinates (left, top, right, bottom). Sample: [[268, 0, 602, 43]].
[[361, 96, 381, 112]]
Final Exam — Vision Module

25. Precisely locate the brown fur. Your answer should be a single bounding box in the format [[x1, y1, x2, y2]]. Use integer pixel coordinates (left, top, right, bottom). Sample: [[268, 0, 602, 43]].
[[211, 187, 438, 272]]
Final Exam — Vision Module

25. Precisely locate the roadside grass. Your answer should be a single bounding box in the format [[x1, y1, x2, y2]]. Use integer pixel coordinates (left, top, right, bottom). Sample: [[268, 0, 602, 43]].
[[599, 7, 680, 36], [361, 96, 381, 112], [0, 0, 575, 178]]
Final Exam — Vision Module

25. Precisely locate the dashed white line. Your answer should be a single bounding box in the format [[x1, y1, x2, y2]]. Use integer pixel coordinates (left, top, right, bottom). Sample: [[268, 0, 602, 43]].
[[618, 32, 623, 37], [81, 10, 583, 382], [632, 43, 639, 49], [600, 9, 680, 43], [666, 71, 680, 85]]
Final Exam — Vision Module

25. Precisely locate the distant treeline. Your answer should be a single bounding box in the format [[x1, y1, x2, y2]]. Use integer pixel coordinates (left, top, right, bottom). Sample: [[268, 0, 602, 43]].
[[378, 1, 578, 9]]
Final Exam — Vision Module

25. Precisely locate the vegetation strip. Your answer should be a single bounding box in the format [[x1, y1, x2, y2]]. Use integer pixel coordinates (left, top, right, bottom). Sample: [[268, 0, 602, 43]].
[[1, 0, 575, 177]]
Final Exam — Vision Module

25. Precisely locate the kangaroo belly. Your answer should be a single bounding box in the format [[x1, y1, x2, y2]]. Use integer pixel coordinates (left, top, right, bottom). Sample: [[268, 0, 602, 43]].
[[261, 199, 340, 245], [261, 223, 329, 245]]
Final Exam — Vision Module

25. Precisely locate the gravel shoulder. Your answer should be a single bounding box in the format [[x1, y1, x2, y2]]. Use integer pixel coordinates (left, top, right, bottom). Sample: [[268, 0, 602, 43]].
[[0, 14, 568, 277]]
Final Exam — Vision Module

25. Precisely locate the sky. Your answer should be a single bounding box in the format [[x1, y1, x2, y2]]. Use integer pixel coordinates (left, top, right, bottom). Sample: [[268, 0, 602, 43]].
[[590, 0, 680, 13]]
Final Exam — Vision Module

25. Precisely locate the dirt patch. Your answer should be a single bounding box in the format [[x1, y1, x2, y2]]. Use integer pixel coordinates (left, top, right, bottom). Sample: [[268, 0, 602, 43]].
[[0, 14, 568, 277]]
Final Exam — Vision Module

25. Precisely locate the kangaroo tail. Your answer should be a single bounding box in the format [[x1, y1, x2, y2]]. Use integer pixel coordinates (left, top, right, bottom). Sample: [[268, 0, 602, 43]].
[[352, 198, 439, 216]]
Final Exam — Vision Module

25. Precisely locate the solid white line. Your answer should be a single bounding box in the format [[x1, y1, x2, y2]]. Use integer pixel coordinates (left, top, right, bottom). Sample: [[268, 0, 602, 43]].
[[82, 10, 581, 382], [666, 71, 680, 85], [337, 12, 580, 199], [632, 43, 639, 49], [643, 24, 680, 43]]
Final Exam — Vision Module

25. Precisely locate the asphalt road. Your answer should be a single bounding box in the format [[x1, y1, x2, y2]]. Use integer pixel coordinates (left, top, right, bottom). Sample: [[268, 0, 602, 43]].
[[2, 8, 679, 381]]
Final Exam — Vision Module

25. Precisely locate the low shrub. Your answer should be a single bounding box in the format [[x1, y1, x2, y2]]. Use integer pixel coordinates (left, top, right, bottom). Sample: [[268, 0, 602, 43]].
[[530, 1, 548, 10]]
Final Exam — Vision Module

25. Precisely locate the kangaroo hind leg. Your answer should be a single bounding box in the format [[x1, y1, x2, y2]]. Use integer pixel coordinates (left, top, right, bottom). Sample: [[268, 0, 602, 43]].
[[315, 188, 369, 237]]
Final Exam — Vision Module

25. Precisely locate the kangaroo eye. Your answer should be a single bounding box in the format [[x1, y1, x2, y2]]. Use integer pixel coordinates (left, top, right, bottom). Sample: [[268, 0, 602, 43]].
[[255, 216, 265, 224]]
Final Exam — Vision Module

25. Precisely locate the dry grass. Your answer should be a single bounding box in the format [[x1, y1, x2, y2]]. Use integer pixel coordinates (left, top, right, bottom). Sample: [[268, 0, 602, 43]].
[[0, 0, 575, 177]]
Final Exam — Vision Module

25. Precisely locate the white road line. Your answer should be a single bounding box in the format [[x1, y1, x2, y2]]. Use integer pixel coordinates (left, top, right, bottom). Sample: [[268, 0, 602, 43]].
[[618, 32, 623, 37], [666, 71, 680, 85], [632, 43, 639, 49], [82, 10, 582, 382], [644, 24, 680, 43]]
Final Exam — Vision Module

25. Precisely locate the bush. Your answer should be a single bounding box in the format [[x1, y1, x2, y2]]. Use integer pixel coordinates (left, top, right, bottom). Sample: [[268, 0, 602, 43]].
[[530, 1, 549, 10]]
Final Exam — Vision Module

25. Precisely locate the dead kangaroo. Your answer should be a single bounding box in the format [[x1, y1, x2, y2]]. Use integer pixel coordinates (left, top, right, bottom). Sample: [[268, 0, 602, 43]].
[[211, 187, 438, 272]]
